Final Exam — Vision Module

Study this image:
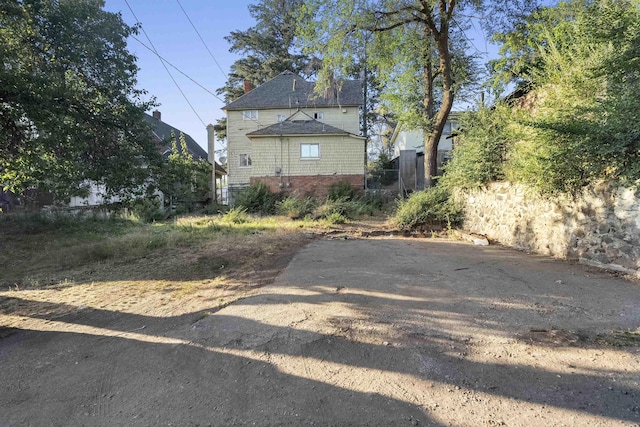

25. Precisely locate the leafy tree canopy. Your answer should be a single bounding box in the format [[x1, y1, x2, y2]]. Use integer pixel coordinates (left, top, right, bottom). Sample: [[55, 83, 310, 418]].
[[0, 0, 159, 202], [158, 132, 212, 212], [217, 0, 317, 103], [445, 0, 640, 194], [298, 0, 537, 186]]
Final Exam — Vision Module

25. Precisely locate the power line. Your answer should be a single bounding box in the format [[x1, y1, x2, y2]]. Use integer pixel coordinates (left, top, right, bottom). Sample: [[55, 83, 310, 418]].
[[452, 17, 487, 56], [123, 0, 207, 127], [175, 0, 227, 79], [130, 35, 225, 103]]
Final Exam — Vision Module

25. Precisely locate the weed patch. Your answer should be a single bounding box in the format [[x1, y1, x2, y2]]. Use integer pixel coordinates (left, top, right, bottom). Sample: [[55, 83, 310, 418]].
[[394, 186, 464, 231]]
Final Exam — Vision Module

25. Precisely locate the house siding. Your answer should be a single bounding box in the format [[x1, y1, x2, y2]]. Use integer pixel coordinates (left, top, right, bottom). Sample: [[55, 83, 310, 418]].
[[227, 107, 361, 187], [250, 135, 364, 177], [227, 110, 258, 186]]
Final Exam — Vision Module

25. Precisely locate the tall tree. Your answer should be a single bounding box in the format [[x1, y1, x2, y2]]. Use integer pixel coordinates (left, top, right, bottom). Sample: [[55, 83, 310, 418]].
[[0, 0, 159, 202], [299, 0, 536, 187], [217, 0, 316, 103], [487, 0, 640, 192]]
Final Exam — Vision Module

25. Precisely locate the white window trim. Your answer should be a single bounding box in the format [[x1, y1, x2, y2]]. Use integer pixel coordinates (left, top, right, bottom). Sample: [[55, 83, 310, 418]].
[[313, 112, 324, 120], [277, 114, 286, 122], [300, 143, 320, 160], [242, 110, 258, 120], [239, 153, 252, 168]]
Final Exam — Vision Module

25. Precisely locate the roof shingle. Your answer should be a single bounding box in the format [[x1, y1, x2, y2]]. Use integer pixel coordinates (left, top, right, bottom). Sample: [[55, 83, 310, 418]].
[[143, 113, 226, 175], [223, 71, 362, 111], [246, 119, 353, 137]]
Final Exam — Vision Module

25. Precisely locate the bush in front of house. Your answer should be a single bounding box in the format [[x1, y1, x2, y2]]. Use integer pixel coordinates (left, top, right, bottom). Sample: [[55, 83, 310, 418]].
[[393, 186, 464, 231], [276, 196, 317, 219], [222, 207, 249, 224], [327, 181, 357, 201], [129, 197, 164, 223], [354, 192, 386, 215], [314, 197, 355, 220], [233, 182, 281, 215]]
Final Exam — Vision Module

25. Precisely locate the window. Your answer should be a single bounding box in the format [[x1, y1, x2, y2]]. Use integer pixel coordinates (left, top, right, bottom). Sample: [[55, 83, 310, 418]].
[[277, 114, 286, 122], [443, 121, 459, 135], [301, 143, 320, 159], [313, 112, 324, 120], [243, 110, 258, 120], [239, 153, 252, 167]]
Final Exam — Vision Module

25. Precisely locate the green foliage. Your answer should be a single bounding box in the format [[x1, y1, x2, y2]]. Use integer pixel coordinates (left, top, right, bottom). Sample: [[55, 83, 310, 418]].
[[356, 192, 386, 214], [233, 182, 281, 215], [325, 211, 347, 224], [313, 197, 355, 221], [0, 212, 143, 252], [158, 132, 213, 213], [217, 0, 313, 103], [0, 0, 160, 200], [368, 152, 397, 186], [274, 191, 386, 221], [440, 106, 514, 190], [298, 0, 537, 183], [327, 181, 357, 201], [129, 197, 163, 223], [474, 0, 640, 194], [394, 187, 464, 231], [222, 207, 250, 224], [276, 196, 317, 219]]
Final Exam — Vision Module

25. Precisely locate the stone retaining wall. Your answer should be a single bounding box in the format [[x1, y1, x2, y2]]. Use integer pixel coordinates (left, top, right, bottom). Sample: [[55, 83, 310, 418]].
[[460, 182, 640, 274]]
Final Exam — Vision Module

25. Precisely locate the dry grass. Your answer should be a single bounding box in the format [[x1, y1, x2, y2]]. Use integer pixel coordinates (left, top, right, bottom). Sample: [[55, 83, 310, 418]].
[[0, 212, 329, 324]]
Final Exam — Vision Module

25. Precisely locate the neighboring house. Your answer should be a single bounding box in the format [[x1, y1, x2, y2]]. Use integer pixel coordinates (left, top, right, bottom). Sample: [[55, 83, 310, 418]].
[[223, 71, 365, 202], [389, 112, 460, 191], [69, 111, 226, 207], [145, 110, 208, 161]]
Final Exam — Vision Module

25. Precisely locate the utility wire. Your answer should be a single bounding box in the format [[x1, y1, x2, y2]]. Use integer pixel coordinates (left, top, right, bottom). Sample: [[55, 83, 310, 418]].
[[131, 35, 225, 103], [452, 17, 487, 56], [124, 0, 207, 127], [175, 0, 227, 79]]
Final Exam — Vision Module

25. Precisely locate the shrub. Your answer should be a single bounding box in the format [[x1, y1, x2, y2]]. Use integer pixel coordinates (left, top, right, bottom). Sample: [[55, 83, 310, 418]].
[[129, 197, 163, 223], [439, 106, 513, 191], [233, 182, 280, 215], [355, 192, 386, 215], [276, 196, 317, 219], [314, 197, 357, 220], [325, 212, 346, 224], [368, 152, 397, 186], [222, 207, 249, 224], [327, 181, 357, 201], [394, 186, 463, 230]]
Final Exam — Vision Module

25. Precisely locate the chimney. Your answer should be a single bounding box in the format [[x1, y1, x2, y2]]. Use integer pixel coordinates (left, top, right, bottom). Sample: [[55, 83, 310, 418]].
[[206, 124, 215, 164], [152, 110, 161, 120], [243, 79, 253, 94]]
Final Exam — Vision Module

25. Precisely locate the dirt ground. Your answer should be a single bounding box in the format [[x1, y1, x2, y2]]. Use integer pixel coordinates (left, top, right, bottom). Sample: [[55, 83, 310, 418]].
[[1, 229, 640, 426]]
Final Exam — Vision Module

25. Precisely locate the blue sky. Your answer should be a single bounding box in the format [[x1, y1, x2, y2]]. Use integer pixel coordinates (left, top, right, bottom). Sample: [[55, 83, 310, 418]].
[[104, 0, 256, 155], [103, 1, 500, 157]]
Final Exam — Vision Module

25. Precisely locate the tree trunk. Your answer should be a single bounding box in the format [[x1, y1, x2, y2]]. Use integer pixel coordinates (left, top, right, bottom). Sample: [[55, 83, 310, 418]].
[[424, 6, 454, 188], [421, 26, 435, 190]]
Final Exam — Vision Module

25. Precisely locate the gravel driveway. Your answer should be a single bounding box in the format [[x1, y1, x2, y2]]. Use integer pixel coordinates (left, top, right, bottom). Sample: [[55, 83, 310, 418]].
[[1, 237, 639, 426]]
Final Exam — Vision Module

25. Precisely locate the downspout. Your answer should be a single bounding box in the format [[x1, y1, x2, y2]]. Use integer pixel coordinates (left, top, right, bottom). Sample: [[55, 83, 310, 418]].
[[279, 136, 284, 187], [287, 137, 291, 187]]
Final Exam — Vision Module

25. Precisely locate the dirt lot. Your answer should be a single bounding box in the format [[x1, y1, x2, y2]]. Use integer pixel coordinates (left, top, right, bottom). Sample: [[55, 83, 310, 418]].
[[1, 224, 640, 426]]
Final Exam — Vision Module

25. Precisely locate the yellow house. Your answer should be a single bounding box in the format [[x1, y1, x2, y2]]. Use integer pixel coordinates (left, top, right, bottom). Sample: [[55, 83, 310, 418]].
[[223, 71, 365, 202]]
